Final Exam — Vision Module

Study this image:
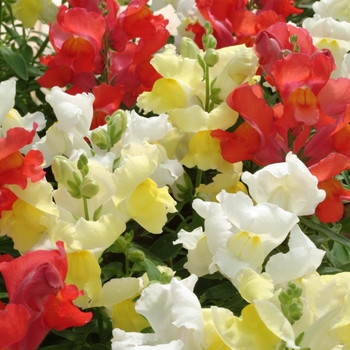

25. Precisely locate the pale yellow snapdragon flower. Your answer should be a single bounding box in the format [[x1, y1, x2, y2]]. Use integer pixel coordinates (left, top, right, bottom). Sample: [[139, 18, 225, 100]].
[[11, 0, 58, 28], [0, 180, 58, 253], [112, 143, 176, 234], [137, 41, 257, 175]]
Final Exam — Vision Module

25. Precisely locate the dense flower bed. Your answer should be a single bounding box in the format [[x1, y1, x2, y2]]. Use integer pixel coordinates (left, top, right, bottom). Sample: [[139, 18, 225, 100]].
[[1, 0, 350, 349]]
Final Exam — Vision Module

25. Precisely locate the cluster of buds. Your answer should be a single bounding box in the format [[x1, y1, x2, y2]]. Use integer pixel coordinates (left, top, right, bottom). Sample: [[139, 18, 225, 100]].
[[52, 154, 100, 200]]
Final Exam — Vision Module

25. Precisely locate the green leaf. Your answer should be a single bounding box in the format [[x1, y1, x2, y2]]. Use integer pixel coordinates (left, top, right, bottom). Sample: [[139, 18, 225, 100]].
[[338, 216, 350, 234], [299, 217, 350, 249], [332, 241, 349, 264], [200, 283, 236, 302], [0, 46, 28, 80], [141, 258, 162, 282], [0, 292, 8, 299], [52, 329, 85, 343], [338, 262, 350, 272], [40, 344, 74, 350], [148, 233, 183, 261], [2, 24, 24, 46], [80, 345, 110, 350], [101, 261, 124, 281], [317, 266, 341, 275]]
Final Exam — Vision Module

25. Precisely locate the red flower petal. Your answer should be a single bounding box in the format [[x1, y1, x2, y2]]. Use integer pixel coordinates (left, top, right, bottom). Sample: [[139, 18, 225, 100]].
[[316, 178, 350, 222], [0, 303, 31, 349], [43, 284, 92, 331]]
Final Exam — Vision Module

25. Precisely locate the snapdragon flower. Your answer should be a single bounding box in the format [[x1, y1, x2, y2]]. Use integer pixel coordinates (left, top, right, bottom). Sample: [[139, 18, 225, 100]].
[[111, 275, 203, 350], [265, 225, 325, 285], [11, 0, 58, 28], [176, 190, 299, 287], [0, 180, 58, 253], [0, 242, 92, 350], [112, 143, 176, 233], [33, 87, 95, 166], [313, 0, 350, 22], [303, 14, 350, 78], [242, 152, 326, 216]]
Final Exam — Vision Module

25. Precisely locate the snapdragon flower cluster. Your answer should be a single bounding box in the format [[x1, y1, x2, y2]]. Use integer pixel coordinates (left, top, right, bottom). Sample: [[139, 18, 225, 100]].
[[2, 0, 350, 349]]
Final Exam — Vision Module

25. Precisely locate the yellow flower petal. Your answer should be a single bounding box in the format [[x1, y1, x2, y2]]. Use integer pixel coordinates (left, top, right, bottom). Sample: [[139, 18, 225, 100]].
[[124, 178, 176, 233], [181, 130, 235, 172], [66, 250, 102, 308]]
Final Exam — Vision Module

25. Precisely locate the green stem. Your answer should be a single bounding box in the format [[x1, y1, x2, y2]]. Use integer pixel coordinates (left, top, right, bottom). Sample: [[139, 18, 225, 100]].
[[83, 197, 90, 220], [125, 251, 130, 276], [204, 63, 210, 112], [97, 309, 104, 343], [176, 211, 188, 226], [195, 169, 203, 188], [0, 1, 3, 38]]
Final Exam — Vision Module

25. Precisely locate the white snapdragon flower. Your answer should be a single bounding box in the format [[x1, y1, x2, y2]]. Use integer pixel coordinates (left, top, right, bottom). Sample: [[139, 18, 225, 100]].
[[313, 0, 350, 22], [124, 110, 183, 187], [0, 79, 46, 152], [111, 275, 203, 350], [0, 79, 16, 125], [33, 87, 95, 165], [303, 14, 350, 78], [265, 224, 325, 285], [176, 191, 298, 287], [242, 152, 326, 216]]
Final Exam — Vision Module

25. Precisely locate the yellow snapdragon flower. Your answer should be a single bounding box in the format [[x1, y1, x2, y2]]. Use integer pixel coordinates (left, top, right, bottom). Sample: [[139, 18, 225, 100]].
[[181, 130, 238, 172], [0, 180, 58, 253], [66, 250, 102, 309], [125, 178, 176, 233], [11, 0, 58, 28]]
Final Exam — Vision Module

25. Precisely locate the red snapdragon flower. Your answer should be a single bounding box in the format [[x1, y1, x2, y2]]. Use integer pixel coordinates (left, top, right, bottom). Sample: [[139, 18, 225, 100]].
[[212, 22, 350, 168], [38, 0, 169, 126], [211, 82, 285, 165], [257, 0, 303, 17], [91, 83, 123, 129], [0, 126, 45, 217], [188, 0, 302, 48], [254, 22, 317, 80], [309, 153, 350, 222], [38, 5, 106, 91], [0, 242, 92, 350]]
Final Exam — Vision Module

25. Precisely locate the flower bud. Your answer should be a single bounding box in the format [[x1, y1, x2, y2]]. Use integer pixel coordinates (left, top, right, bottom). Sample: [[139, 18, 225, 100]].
[[204, 48, 219, 67], [80, 176, 100, 199], [107, 110, 127, 145], [52, 155, 82, 198], [160, 272, 172, 284], [128, 249, 145, 263], [124, 230, 134, 243], [91, 128, 109, 150], [287, 281, 302, 298], [114, 236, 128, 254], [180, 37, 200, 59], [204, 21, 213, 35], [77, 153, 89, 177], [288, 300, 303, 323], [278, 290, 292, 305]]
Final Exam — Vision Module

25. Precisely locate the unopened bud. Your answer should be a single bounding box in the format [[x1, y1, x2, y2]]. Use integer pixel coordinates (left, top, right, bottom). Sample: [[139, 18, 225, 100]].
[[278, 290, 292, 305], [204, 48, 219, 67], [204, 21, 213, 35], [52, 156, 82, 198], [128, 249, 145, 263], [180, 37, 200, 59], [77, 153, 89, 177], [288, 301, 303, 322], [107, 110, 127, 145], [80, 176, 100, 199], [91, 128, 109, 150], [124, 230, 134, 243], [114, 236, 128, 253]]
